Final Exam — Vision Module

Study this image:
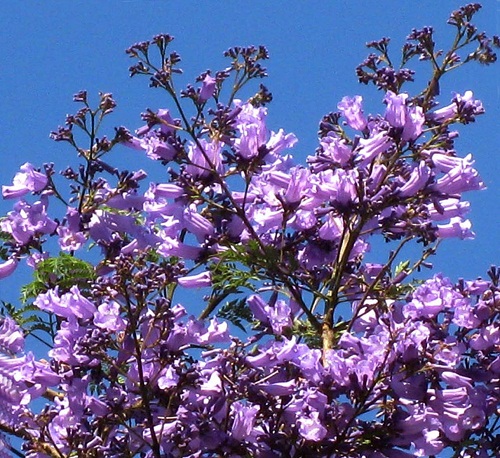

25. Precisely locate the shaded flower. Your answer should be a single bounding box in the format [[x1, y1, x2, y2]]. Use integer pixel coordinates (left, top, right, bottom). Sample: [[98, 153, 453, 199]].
[[199, 74, 217, 101], [230, 402, 260, 441], [297, 411, 327, 441]]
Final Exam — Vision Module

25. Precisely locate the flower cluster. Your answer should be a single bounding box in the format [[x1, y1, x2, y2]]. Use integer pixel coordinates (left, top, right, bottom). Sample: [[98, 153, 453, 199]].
[[0, 4, 499, 457]]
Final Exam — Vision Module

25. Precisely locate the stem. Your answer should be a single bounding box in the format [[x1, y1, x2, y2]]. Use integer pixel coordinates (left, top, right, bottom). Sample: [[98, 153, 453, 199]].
[[123, 292, 162, 458], [167, 82, 325, 331], [0, 423, 63, 458], [348, 235, 412, 331], [321, 216, 365, 350], [7, 445, 24, 458], [77, 111, 96, 216]]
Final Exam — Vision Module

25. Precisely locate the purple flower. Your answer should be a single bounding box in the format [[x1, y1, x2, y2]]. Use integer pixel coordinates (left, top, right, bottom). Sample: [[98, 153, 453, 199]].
[[18, 352, 61, 396], [230, 402, 260, 441], [297, 242, 337, 270], [247, 295, 292, 335], [391, 372, 427, 401], [157, 365, 179, 390], [292, 345, 323, 382], [33, 288, 64, 316], [437, 217, 474, 240], [130, 135, 177, 161], [61, 287, 96, 320], [384, 92, 424, 141], [135, 108, 177, 137], [427, 198, 470, 221], [123, 109, 180, 162], [312, 169, 358, 205], [34, 286, 96, 320], [355, 131, 393, 165], [283, 167, 311, 204], [431, 91, 484, 122], [338, 95, 367, 131], [402, 104, 424, 141], [186, 139, 223, 178], [0, 197, 57, 245], [2, 162, 48, 199], [452, 298, 481, 329], [177, 271, 212, 288], [433, 156, 484, 194], [94, 301, 126, 332], [0, 258, 18, 280], [26, 251, 48, 269], [88, 210, 143, 244], [199, 74, 216, 102], [199, 370, 223, 394], [384, 91, 408, 128], [233, 101, 268, 159], [256, 379, 297, 396], [106, 190, 146, 211], [433, 336, 466, 367], [464, 279, 490, 296], [57, 225, 86, 251], [397, 161, 430, 197], [251, 207, 284, 233], [404, 274, 462, 318], [440, 371, 473, 389], [182, 204, 214, 243], [49, 315, 88, 365], [0, 317, 24, 353], [157, 236, 202, 260], [196, 318, 229, 344], [469, 323, 500, 351], [297, 411, 327, 441], [431, 151, 472, 173], [142, 199, 182, 229], [317, 134, 352, 165], [266, 128, 297, 158], [246, 336, 299, 368], [289, 208, 317, 230], [247, 294, 269, 323], [146, 182, 184, 199], [155, 108, 178, 135]]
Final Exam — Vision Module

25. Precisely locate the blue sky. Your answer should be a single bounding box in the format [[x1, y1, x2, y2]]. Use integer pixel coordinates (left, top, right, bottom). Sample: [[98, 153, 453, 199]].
[[0, 0, 498, 299]]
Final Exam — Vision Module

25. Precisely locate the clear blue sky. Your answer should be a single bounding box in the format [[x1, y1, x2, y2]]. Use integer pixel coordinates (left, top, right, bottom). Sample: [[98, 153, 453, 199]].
[[0, 0, 498, 299]]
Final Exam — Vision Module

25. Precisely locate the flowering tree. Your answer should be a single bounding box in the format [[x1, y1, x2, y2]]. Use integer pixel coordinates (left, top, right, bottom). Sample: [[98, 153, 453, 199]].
[[0, 3, 499, 457]]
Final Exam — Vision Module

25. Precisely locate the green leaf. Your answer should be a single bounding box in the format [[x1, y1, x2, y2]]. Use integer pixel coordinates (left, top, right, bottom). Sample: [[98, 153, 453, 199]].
[[216, 298, 254, 332], [21, 252, 96, 302], [291, 319, 322, 348], [394, 260, 410, 275], [1, 300, 51, 334]]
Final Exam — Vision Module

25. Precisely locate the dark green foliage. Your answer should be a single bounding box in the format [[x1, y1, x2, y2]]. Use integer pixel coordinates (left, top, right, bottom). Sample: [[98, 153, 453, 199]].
[[217, 298, 254, 332]]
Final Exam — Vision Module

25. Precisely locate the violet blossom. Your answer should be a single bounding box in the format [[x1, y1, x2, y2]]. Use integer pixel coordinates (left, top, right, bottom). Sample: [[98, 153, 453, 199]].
[[338, 95, 367, 131], [2, 162, 48, 200]]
